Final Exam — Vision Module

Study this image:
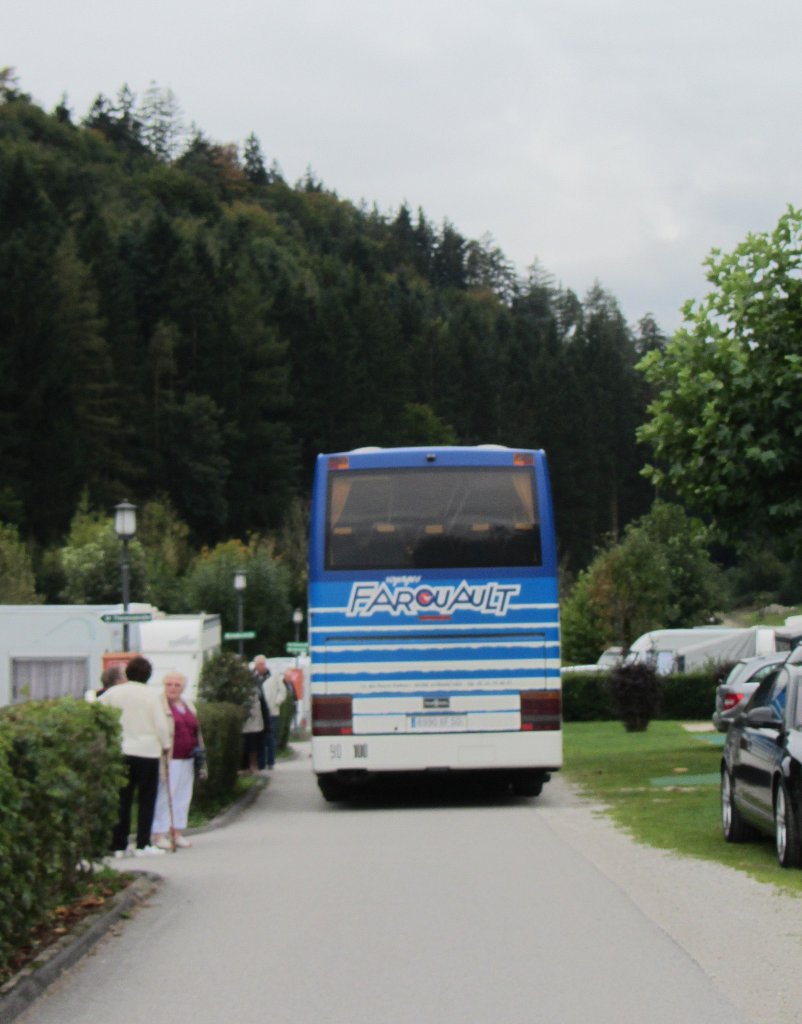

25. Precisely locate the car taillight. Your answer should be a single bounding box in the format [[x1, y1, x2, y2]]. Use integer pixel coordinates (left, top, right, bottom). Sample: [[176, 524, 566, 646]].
[[520, 690, 561, 731], [312, 695, 353, 736], [723, 693, 744, 712]]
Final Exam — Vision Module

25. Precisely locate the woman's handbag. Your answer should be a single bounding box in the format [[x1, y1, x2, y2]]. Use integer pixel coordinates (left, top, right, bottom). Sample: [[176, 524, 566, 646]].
[[192, 745, 208, 782]]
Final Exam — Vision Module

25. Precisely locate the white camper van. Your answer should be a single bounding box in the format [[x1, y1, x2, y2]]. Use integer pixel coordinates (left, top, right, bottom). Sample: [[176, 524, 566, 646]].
[[0, 606, 221, 707], [139, 615, 221, 699], [0, 603, 154, 706], [626, 626, 776, 675]]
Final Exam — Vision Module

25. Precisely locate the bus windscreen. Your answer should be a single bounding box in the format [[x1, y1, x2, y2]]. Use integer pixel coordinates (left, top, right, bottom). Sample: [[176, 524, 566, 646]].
[[325, 465, 541, 570]]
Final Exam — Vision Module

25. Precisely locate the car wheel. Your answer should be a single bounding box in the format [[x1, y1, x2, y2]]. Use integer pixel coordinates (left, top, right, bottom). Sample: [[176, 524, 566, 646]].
[[774, 782, 802, 868], [721, 769, 756, 842]]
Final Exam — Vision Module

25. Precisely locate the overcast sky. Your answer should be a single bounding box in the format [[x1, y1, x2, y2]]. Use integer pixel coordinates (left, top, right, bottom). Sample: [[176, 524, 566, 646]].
[[6, 0, 802, 334]]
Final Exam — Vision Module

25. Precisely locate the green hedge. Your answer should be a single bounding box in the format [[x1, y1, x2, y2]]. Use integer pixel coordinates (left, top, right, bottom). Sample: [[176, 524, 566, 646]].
[[193, 701, 245, 808], [561, 669, 717, 722], [657, 670, 718, 721], [0, 699, 124, 972]]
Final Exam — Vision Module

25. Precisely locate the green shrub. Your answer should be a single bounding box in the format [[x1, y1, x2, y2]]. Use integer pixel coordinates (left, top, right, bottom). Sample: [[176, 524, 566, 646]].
[[561, 667, 718, 724], [605, 662, 662, 732], [193, 701, 245, 808], [561, 672, 614, 721], [198, 650, 255, 710], [658, 671, 717, 721], [0, 727, 23, 969], [0, 699, 123, 972]]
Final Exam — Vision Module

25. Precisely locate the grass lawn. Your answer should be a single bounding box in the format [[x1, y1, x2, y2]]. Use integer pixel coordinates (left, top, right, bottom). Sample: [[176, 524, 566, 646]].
[[563, 720, 802, 896]]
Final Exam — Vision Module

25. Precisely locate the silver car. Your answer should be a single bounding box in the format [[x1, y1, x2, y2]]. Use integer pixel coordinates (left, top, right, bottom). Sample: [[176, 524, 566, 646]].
[[713, 652, 787, 731]]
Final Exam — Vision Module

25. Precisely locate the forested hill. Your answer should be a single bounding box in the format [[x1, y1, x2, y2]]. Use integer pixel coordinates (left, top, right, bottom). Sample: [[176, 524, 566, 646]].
[[0, 83, 662, 571]]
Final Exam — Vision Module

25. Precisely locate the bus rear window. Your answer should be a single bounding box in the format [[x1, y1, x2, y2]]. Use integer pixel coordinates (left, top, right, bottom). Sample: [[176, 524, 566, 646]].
[[325, 466, 541, 570]]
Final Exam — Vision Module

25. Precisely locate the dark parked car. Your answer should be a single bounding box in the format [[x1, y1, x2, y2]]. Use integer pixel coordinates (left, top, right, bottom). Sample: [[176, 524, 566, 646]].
[[712, 652, 787, 732], [721, 660, 802, 867]]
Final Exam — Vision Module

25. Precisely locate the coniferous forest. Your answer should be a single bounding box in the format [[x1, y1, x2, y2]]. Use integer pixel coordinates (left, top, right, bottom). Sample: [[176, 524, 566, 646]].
[[0, 79, 663, 580]]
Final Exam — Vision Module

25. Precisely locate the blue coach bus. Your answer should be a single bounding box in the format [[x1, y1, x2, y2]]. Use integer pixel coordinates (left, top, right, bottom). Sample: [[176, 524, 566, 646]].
[[308, 445, 562, 800]]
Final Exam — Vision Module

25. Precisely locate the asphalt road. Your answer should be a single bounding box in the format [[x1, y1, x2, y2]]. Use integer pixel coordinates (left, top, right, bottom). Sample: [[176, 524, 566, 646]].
[[16, 744, 802, 1024]]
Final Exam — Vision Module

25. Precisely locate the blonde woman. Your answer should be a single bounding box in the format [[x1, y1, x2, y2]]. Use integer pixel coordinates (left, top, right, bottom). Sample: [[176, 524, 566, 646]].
[[152, 672, 204, 850]]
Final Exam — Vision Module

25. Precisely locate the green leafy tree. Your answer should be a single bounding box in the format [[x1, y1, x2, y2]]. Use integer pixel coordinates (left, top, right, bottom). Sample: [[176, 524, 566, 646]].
[[83, 85, 146, 156], [559, 569, 608, 666], [561, 502, 722, 655], [0, 84, 659, 573], [0, 66, 30, 103], [159, 393, 232, 537], [138, 497, 194, 611], [638, 206, 802, 549], [138, 82, 183, 160], [275, 496, 310, 608], [52, 231, 126, 510], [197, 649, 254, 709], [633, 501, 723, 626], [184, 537, 292, 657], [59, 497, 145, 603], [243, 132, 268, 185], [396, 402, 458, 446], [583, 529, 673, 652], [0, 523, 41, 602]]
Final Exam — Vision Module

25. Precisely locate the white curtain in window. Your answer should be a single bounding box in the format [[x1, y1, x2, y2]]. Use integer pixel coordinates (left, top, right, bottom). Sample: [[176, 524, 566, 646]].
[[12, 658, 90, 702]]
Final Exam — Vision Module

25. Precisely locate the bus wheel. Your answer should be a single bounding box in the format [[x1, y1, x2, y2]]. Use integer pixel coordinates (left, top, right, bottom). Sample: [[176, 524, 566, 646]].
[[511, 772, 544, 798], [318, 775, 351, 802]]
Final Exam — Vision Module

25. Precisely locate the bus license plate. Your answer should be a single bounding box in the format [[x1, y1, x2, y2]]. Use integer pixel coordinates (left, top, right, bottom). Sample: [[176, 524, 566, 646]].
[[409, 714, 468, 731]]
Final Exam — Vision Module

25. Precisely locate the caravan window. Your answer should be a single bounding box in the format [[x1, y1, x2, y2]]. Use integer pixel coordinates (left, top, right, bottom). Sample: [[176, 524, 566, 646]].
[[12, 657, 89, 702]]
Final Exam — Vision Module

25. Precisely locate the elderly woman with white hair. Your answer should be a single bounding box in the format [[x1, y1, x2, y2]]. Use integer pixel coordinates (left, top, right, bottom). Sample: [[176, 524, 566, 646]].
[[152, 672, 205, 851]]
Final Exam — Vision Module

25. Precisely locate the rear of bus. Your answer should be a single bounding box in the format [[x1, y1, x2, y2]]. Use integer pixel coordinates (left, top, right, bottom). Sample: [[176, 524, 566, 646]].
[[308, 446, 561, 800]]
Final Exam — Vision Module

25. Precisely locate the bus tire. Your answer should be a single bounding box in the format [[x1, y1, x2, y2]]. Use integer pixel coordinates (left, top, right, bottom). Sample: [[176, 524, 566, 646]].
[[318, 775, 350, 802], [511, 772, 544, 798]]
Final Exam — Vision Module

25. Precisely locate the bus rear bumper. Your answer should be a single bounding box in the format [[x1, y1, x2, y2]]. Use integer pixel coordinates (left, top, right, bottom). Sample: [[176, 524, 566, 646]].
[[312, 730, 562, 775]]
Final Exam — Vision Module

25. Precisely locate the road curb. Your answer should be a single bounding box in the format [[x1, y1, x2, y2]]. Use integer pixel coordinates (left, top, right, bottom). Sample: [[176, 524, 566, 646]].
[[0, 872, 160, 1024], [0, 776, 269, 1022], [189, 773, 269, 835]]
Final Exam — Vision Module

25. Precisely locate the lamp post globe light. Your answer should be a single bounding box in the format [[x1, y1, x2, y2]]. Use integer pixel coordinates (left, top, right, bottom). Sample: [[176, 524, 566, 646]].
[[292, 607, 303, 643], [113, 501, 137, 652], [233, 569, 247, 657]]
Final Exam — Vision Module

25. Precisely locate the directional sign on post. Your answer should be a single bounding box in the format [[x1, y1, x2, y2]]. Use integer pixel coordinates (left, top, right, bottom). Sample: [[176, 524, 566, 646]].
[[224, 630, 256, 641], [101, 612, 153, 624], [285, 641, 309, 655]]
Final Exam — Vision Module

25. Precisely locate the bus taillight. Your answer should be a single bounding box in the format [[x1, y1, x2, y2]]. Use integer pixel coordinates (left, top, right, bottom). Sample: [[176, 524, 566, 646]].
[[520, 690, 561, 731], [312, 695, 354, 736]]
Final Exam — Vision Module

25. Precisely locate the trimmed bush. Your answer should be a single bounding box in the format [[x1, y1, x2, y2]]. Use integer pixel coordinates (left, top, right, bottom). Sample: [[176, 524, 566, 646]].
[[193, 701, 245, 808], [561, 672, 615, 721], [0, 699, 123, 972], [198, 650, 255, 710], [561, 667, 719, 723], [658, 671, 717, 721], [605, 662, 662, 731]]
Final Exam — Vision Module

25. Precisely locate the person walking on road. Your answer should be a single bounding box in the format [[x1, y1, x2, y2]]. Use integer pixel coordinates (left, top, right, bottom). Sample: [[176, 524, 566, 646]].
[[99, 655, 170, 857]]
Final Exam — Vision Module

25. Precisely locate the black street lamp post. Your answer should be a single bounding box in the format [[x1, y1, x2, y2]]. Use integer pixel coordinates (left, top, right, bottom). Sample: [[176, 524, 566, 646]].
[[113, 501, 137, 651], [293, 607, 303, 643], [233, 569, 247, 658]]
